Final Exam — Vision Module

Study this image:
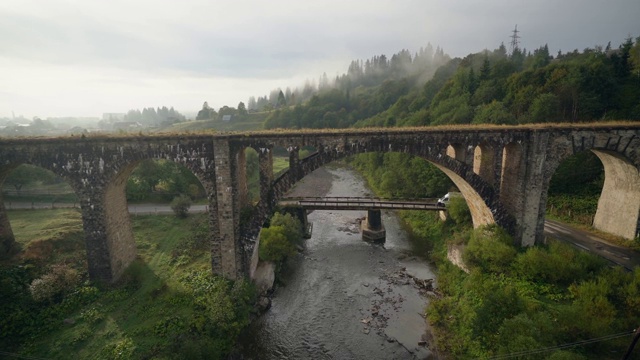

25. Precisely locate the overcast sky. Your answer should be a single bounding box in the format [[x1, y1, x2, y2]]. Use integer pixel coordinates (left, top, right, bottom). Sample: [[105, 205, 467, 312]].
[[1, 0, 638, 119]]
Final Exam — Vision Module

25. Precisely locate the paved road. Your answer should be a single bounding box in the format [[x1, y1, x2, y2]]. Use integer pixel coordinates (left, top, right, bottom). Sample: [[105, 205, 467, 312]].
[[544, 219, 640, 270], [3, 202, 208, 215]]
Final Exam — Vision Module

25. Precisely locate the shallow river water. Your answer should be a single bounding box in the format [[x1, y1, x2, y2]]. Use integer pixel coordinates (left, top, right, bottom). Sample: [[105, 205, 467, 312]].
[[237, 167, 437, 359]]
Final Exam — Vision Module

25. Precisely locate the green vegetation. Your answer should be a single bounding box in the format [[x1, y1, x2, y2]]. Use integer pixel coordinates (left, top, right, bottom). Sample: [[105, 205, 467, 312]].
[[376, 199, 638, 359], [447, 196, 472, 225], [349, 152, 451, 199], [258, 212, 303, 264], [170, 194, 192, 218], [252, 36, 639, 132], [2, 165, 78, 203], [546, 151, 603, 226], [126, 159, 205, 203], [425, 224, 638, 359], [357, 37, 640, 127], [0, 209, 256, 359]]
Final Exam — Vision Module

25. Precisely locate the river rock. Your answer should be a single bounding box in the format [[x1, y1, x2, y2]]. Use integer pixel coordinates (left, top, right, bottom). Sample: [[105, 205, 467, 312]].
[[257, 296, 271, 312]]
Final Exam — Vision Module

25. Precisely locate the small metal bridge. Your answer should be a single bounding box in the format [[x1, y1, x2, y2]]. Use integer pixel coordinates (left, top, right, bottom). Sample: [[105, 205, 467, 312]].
[[278, 197, 444, 211]]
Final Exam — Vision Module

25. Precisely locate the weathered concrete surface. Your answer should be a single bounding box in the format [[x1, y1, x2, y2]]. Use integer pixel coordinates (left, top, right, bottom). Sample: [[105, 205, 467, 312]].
[[592, 150, 640, 239], [0, 124, 638, 282]]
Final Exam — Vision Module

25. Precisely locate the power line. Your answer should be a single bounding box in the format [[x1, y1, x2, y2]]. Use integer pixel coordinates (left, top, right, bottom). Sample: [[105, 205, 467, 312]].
[[489, 330, 635, 359]]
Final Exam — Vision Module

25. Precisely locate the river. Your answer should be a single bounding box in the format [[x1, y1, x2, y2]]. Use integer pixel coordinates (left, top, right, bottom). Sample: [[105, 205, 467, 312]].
[[237, 166, 438, 359]]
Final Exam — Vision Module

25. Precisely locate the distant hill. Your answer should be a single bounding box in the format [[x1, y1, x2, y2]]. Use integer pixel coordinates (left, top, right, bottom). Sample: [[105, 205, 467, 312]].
[[155, 112, 267, 133]]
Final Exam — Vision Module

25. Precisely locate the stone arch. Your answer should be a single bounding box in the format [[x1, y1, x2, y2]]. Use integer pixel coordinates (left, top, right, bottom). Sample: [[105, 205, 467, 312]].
[[473, 142, 497, 187], [101, 153, 219, 281], [446, 143, 468, 164], [541, 130, 640, 241], [0, 160, 84, 259], [427, 154, 512, 231], [545, 147, 640, 240], [242, 139, 514, 246]]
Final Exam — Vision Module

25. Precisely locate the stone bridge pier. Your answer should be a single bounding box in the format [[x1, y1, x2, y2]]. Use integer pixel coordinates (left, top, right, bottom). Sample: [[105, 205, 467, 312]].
[[361, 209, 386, 242]]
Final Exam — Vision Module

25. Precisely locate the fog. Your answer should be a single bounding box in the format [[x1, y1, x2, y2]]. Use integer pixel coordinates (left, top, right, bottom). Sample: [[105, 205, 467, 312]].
[[1, 0, 638, 119]]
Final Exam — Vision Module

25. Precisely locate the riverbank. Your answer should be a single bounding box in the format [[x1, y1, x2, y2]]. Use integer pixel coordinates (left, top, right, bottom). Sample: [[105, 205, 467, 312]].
[[237, 165, 437, 359]]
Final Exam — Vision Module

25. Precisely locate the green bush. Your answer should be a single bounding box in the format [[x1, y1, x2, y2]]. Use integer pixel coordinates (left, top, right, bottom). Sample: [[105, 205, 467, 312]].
[[29, 264, 81, 302], [270, 212, 303, 245], [463, 225, 516, 273], [257, 212, 303, 263], [179, 271, 256, 356], [170, 195, 192, 218], [448, 196, 472, 225], [513, 241, 606, 286], [258, 225, 297, 262]]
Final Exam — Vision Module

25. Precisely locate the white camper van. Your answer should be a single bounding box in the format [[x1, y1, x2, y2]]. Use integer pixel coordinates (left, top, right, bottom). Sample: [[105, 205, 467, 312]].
[[437, 192, 462, 207]]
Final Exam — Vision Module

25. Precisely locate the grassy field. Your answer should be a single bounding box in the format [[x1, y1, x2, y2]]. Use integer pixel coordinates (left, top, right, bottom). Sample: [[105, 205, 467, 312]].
[[1, 209, 255, 359]]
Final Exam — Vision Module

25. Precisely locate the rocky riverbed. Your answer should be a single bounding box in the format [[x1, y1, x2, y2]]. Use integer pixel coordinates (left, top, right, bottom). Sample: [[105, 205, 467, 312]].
[[237, 165, 438, 359]]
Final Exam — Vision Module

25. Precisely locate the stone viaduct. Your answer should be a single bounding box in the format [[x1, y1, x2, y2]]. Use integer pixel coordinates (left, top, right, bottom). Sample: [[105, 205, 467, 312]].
[[0, 124, 638, 283]]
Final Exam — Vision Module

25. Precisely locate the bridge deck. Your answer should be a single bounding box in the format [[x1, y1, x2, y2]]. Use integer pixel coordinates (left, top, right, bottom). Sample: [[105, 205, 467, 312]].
[[278, 197, 443, 211]]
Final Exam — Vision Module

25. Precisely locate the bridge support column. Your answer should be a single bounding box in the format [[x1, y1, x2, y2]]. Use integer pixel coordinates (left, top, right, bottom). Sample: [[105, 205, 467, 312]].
[[80, 182, 137, 284], [213, 139, 244, 279], [361, 209, 386, 243], [288, 146, 302, 182], [0, 199, 16, 259], [259, 147, 273, 203], [502, 133, 551, 246], [236, 148, 250, 209]]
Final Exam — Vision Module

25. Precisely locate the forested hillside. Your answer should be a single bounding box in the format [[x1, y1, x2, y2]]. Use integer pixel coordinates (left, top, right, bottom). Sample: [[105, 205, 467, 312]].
[[260, 45, 451, 128], [259, 36, 640, 131], [360, 37, 640, 127]]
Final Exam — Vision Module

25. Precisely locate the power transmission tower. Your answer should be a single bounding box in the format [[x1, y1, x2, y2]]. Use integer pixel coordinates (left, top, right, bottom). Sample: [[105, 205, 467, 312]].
[[509, 24, 521, 54]]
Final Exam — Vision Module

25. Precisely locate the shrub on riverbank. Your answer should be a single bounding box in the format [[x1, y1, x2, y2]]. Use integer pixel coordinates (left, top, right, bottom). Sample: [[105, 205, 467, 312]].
[[258, 212, 303, 263]]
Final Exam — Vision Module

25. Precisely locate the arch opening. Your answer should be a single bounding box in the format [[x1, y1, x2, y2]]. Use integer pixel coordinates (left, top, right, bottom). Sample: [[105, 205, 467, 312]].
[[272, 146, 291, 180], [473, 143, 496, 187], [446, 144, 466, 163], [0, 163, 86, 281], [102, 158, 210, 281], [546, 149, 639, 240], [286, 150, 497, 230]]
